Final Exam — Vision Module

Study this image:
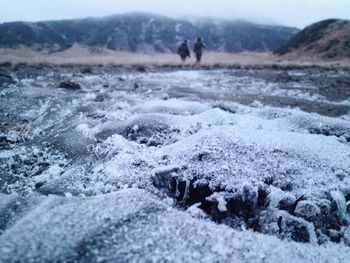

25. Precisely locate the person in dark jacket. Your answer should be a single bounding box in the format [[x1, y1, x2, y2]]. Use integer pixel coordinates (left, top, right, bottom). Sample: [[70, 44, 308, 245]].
[[177, 40, 191, 62], [193, 37, 205, 63]]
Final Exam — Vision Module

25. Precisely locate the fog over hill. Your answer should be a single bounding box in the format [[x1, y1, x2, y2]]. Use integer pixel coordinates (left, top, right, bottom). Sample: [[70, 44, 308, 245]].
[[0, 13, 299, 53]]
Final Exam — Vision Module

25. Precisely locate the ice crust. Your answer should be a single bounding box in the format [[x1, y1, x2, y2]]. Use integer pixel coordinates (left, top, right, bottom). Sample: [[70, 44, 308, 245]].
[[1, 190, 350, 263], [1, 69, 350, 261]]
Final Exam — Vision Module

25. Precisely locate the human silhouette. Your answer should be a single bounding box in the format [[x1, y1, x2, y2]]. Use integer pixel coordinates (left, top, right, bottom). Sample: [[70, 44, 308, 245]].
[[193, 37, 206, 63], [177, 40, 191, 62]]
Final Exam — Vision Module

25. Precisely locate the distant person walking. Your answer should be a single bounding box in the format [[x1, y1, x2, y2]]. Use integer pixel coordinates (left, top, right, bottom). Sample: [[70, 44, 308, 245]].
[[177, 40, 191, 62], [193, 37, 205, 64]]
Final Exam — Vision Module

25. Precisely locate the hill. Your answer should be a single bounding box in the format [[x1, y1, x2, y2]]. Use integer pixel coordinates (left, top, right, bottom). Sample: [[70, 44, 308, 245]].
[[0, 13, 298, 53], [275, 19, 350, 59]]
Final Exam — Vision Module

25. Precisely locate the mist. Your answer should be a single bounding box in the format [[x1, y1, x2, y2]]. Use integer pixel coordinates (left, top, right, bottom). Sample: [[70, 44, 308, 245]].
[[1, 0, 350, 28]]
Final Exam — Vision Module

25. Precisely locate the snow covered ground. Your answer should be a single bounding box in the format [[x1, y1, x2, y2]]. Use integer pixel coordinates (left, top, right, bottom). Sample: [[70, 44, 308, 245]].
[[1, 66, 350, 262]]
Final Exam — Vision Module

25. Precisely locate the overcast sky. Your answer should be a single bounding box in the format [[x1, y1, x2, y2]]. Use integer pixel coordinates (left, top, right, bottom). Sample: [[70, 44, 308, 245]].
[[0, 0, 349, 28]]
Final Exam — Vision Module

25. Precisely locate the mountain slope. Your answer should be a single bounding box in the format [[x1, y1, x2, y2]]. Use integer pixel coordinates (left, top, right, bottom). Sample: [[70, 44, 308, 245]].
[[275, 19, 350, 59], [0, 13, 298, 53]]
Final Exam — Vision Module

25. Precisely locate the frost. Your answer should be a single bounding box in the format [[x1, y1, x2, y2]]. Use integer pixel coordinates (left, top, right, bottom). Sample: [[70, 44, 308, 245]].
[[294, 201, 321, 220], [1, 190, 350, 263], [1, 67, 350, 260], [330, 190, 350, 224], [76, 123, 100, 140], [131, 99, 210, 115]]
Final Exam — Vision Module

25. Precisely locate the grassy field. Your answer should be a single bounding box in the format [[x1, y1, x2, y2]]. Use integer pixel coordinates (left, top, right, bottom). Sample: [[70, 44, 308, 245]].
[[1, 45, 350, 69]]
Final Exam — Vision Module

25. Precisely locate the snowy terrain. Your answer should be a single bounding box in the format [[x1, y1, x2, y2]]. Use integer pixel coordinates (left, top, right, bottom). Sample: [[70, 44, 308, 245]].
[[1, 66, 350, 262]]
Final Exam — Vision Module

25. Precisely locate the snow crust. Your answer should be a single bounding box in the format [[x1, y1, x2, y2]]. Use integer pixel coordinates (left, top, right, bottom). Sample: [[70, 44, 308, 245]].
[[1, 68, 350, 261], [1, 190, 350, 263]]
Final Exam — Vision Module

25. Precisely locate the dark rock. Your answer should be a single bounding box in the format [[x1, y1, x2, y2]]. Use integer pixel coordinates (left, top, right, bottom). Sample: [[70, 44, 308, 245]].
[[273, 72, 294, 83], [80, 67, 93, 74], [257, 185, 269, 208], [241, 184, 258, 211], [308, 124, 350, 141], [328, 229, 342, 243], [94, 94, 110, 102], [133, 82, 141, 89], [280, 181, 293, 191], [189, 181, 213, 206], [336, 170, 346, 180], [136, 66, 146, 72], [278, 194, 296, 213], [263, 177, 274, 186], [310, 196, 345, 241], [0, 69, 15, 86], [35, 181, 46, 189], [0, 136, 12, 149], [58, 80, 81, 90]]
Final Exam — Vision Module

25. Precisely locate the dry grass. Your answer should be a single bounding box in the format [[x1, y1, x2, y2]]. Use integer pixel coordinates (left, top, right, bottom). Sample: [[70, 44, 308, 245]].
[[1, 45, 350, 69]]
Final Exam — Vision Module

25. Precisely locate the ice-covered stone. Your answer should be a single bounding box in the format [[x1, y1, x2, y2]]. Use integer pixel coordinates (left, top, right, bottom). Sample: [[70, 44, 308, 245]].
[[208, 193, 228, 212], [278, 211, 318, 244], [294, 201, 321, 220], [344, 227, 350, 246], [330, 190, 350, 224], [186, 202, 208, 219], [256, 209, 317, 244]]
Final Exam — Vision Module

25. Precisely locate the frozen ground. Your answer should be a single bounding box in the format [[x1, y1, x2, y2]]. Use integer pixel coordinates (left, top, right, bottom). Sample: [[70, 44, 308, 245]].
[[1, 65, 350, 262]]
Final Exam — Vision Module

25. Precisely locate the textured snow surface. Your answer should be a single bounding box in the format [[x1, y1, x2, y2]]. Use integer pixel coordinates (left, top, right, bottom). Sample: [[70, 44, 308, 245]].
[[1, 189, 350, 263], [1, 68, 350, 261]]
